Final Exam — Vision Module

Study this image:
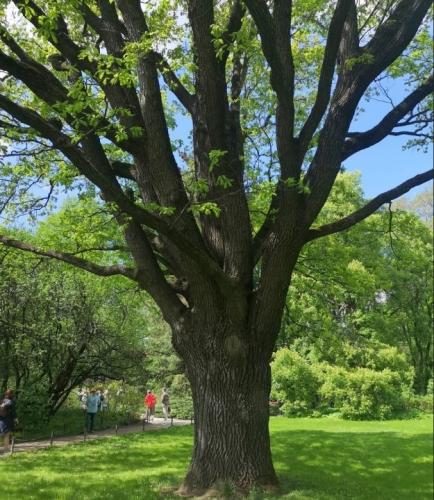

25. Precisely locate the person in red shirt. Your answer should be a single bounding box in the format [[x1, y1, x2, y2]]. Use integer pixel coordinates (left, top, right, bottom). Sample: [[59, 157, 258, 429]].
[[144, 390, 157, 422]]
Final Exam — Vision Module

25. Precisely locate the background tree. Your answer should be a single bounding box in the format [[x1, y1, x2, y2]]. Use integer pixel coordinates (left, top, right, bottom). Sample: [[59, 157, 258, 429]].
[[281, 174, 433, 395], [0, 232, 149, 417], [0, 0, 432, 493]]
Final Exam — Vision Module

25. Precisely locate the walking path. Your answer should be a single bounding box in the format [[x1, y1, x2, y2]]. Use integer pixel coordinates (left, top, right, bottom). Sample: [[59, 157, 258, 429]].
[[0, 417, 190, 457]]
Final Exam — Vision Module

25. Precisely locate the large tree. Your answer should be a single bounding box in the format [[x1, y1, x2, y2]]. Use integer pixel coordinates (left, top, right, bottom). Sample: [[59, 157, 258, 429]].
[[0, 0, 432, 494]]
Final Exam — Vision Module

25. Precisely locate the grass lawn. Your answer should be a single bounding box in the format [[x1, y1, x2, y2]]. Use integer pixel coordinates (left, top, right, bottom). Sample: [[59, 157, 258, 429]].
[[1, 415, 432, 499]]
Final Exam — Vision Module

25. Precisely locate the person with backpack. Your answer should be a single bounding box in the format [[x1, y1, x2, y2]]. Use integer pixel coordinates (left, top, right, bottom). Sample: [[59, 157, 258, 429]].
[[0, 389, 17, 452], [161, 388, 170, 422], [85, 388, 100, 433], [144, 390, 156, 422]]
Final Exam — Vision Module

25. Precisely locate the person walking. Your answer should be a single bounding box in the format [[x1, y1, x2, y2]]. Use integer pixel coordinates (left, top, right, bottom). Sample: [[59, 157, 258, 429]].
[[161, 388, 170, 422], [144, 390, 156, 422], [100, 389, 109, 412], [85, 389, 100, 433], [0, 389, 17, 452]]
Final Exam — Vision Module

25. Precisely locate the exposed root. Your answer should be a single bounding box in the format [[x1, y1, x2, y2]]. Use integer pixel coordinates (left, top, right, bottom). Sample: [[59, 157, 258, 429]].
[[175, 480, 280, 498]]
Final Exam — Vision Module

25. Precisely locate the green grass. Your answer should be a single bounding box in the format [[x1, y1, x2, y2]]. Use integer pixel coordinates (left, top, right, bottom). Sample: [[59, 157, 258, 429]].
[[1, 415, 432, 499]]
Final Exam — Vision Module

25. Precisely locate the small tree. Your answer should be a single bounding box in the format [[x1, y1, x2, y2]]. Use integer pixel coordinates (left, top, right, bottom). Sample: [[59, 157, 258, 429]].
[[0, 0, 432, 493], [0, 244, 148, 415]]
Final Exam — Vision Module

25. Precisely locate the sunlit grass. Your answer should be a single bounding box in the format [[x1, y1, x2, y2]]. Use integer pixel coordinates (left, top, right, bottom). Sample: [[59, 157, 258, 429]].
[[1, 415, 432, 499]]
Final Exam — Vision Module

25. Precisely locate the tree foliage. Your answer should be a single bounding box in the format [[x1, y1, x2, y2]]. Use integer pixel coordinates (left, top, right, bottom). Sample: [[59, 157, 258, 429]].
[[281, 175, 433, 394], [0, 235, 149, 417]]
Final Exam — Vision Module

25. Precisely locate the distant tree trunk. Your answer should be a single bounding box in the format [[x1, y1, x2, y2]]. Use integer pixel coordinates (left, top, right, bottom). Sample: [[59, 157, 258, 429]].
[[412, 350, 431, 395]]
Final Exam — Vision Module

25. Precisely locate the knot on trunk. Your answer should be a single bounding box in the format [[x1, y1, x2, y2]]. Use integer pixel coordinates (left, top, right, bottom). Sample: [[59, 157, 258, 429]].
[[224, 335, 247, 362]]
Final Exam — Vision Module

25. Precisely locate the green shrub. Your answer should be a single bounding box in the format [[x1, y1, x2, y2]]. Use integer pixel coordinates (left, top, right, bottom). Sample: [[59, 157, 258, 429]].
[[280, 400, 311, 417], [169, 374, 194, 419], [271, 349, 319, 415], [320, 367, 406, 420], [105, 382, 143, 417], [16, 384, 51, 429], [404, 393, 434, 414], [269, 400, 281, 416], [271, 348, 413, 420], [315, 363, 348, 411]]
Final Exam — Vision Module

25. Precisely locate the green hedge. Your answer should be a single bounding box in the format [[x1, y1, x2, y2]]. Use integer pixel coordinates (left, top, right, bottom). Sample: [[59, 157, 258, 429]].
[[271, 348, 415, 420]]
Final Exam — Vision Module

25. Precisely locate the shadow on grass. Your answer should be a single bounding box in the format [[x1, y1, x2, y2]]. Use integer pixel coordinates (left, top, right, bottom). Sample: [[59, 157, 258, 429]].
[[271, 429, 433, 499], [2, 425, 433, 499], [3, 427, 192, 500]]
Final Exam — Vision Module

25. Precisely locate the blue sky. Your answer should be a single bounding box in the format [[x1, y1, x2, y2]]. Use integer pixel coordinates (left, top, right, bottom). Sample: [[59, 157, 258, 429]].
[[345, 133, 431, 199]]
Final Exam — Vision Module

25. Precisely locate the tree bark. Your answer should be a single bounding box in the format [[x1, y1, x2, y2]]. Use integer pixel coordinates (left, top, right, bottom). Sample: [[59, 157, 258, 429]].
[[412, 353, 431, 395], [173, 315, 279, 495]]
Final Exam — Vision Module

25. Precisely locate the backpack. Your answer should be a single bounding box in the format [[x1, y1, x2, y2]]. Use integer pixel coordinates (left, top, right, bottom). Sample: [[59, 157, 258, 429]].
[[0, 401, 9, 418], [162, 394, 169, 405]]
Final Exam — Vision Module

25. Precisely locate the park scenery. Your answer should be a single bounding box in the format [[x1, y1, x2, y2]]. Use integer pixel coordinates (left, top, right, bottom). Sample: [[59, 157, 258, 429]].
[[0, 0, 432, 498]]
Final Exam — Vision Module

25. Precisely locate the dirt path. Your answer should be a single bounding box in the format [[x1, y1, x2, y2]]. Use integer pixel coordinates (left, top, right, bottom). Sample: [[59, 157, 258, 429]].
[[0, 417, 190, 457]]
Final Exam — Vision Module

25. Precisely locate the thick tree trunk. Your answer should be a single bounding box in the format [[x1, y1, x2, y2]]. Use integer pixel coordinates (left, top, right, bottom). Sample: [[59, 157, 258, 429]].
[[174, 318, 279, 496]]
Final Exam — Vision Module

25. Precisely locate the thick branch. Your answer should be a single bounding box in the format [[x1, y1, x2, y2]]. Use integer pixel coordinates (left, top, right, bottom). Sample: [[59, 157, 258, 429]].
[[244, 0, 287, 101], [0, 235, 135, 279], [0, 95, 234, 295], [299, 0, 354, 156], [363, 0, 432, 78], [12, 0, 144, 152], [306, 169, 434, 241], [342, 75, 434, 159], [121, 218, 186, 322], [111, 161, 136, 180], [117, 0, 201, 240], [0, 41, 135, 155], [302, 0, 431, 229], [221, 0, 246, 67]]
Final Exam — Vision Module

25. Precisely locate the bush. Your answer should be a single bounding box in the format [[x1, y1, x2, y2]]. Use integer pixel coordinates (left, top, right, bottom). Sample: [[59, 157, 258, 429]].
[[271, 349, 319, 415], [320, 367, 406, 420], [105, 382, 143, 418], [271, 348, 413, 420], [169, 374, 194, 419], [269, 400, 282, 416], [16, 384, 51, 429], [280, 400, 311, 417], [404, 394, 434, 414]]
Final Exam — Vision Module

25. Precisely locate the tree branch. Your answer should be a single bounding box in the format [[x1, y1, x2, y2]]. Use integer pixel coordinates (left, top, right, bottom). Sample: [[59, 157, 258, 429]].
[[12, 0, 144, 152], [117, 0, 201, 242], [221, 0, 246, 67], [361, 0, 432, 80], [299, 0, 354, 156], [244, 0, 287, 100], [111, 161, 136, 181], [151, 51, 196, 113], [302, 0, 431, 229], [342, 75, 433, 159], [306, 169, 434, 241], [0, 235, 136, 279]]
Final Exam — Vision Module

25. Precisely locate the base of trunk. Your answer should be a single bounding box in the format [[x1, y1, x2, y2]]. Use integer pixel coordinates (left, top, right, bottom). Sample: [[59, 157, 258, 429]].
[[178, 353, 279, 497], [176, 480, 280, 498]]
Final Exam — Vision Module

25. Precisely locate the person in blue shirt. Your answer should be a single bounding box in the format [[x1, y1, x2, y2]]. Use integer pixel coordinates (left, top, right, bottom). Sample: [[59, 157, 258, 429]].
[[85, 389, 100, 433], [0, 389, 17, 451]]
